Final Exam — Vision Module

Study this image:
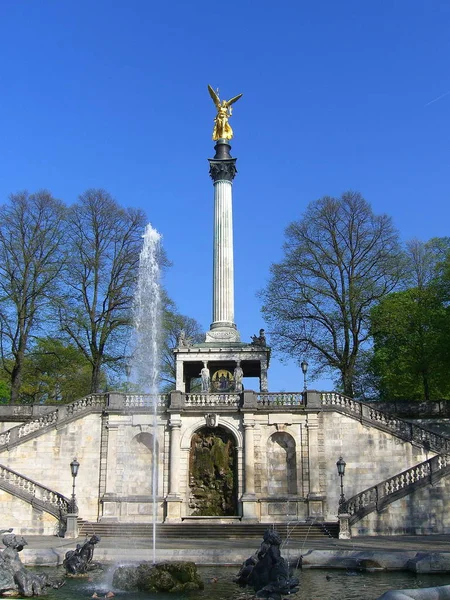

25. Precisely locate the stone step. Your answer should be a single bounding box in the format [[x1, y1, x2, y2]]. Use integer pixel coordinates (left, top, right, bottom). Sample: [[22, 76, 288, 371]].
[[78, 520, 339, 540]]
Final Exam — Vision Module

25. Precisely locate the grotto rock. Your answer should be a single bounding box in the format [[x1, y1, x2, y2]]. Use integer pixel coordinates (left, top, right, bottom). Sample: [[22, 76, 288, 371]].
[[112, 561, 204, 593]]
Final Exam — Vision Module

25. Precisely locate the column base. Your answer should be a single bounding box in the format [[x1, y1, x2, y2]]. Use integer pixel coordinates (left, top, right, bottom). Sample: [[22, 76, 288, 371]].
[[338, 513, 352, 539], [307, 494, 325, 519], [206, 322, 240, 342], [165, 496, 183, 522], [241, 495, 259, 521], [65, 513, 79, 539]]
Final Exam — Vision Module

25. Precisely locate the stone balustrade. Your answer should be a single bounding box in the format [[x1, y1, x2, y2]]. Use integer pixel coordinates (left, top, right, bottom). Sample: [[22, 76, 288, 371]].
[[1, 390, 449, 457], [0, 394, 107, 451], [321, 392, 450, 454], [257, 392, 304, 406], [185, 393, 240, 407], [0, 463, 70, 517], [124, 394, 169, 408], [344, 453, 450, 525]]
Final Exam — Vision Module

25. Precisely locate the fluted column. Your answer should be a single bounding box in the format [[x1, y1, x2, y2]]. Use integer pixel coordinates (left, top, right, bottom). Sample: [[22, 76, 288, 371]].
[[213, 179, 234, 326], [206, 139, 240, 343]]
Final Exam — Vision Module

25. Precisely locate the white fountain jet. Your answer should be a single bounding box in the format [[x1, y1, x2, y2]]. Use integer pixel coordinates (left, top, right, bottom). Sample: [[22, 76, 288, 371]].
[[129, 222, 162, 564], [131, 223, 162, 393]]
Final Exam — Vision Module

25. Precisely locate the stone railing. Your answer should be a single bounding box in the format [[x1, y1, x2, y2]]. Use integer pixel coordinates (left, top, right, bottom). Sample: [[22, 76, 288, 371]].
[[257, 392, 304, 407], [184, 393, 241, 407], [0, 462, 70, 520], [343, 453, 450, 526], [321, 392, 450, 454], [124, 394, 169, 408], [0, 394, 107, 451]]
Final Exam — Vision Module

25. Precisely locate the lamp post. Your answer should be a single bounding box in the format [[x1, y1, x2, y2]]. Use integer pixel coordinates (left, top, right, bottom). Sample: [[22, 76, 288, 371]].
[[300, 360, 308, 392], [336, 456, 346, 513], [70, 457, 80, 514]]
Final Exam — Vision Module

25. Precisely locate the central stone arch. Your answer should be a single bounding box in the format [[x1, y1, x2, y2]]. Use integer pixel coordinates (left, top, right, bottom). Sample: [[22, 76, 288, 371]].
[[188, 426, 238, 516]]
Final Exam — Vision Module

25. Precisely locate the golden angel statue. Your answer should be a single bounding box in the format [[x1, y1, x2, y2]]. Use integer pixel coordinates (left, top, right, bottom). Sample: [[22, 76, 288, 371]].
[[208, 85, 243, 141]]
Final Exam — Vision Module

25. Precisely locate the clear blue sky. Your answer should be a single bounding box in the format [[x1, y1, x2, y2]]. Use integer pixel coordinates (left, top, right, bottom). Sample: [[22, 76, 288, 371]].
[[1, 1, 449, 392]]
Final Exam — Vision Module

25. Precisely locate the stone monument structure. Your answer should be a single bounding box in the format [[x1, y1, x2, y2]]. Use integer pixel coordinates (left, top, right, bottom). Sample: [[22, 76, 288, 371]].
[[0, 87, 449, 540], [174, 87, 270, 398]]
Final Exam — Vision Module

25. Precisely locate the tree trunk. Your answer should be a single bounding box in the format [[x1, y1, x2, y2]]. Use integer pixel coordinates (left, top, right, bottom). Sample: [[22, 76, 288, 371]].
[[90, 360, 102, 394], [342, 371, 354, 398], [10, 352, 25, 405]]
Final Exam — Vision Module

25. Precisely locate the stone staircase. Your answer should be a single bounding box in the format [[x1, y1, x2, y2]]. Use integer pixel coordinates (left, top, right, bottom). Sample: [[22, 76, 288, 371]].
[[323, 393, 450, 528], [321, 392, 450, 455], [0, 394, 107, 452], [0, 391, 449, 537], [77, 520, 340, 540], [343, 452, 450, 526], [0, 462, 70, 533]]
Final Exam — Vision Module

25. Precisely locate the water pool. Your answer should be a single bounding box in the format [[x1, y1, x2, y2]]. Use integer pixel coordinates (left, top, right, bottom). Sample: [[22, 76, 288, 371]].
[[32, 565, 450, 600]]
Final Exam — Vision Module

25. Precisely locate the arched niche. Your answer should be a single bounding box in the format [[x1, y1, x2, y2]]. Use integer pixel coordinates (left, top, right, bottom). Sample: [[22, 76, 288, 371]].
[[188, 426, 238, 516], [121, 431, 158, 497], [267, 432, 297, 495]]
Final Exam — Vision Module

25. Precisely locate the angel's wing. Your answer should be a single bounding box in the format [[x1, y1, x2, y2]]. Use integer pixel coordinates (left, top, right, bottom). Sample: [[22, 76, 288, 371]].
[[208, 85, 221, 109], [225, 93, 243, 107]]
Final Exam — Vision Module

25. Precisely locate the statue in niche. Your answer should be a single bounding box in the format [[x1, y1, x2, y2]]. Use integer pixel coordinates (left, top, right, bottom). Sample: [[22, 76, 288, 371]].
[[200, 362, 210, 392], [234, 362, 244, 392], [251, 329, 267, 347], [208, 85, 243, 140]]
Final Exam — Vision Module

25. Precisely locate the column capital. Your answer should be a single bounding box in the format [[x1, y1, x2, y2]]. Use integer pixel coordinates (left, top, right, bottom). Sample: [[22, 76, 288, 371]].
[[169, 416, 182, 428], [208, 158, 237, 182]]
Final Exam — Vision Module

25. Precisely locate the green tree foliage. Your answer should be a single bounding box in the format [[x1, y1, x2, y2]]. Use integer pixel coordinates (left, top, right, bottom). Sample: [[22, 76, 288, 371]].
[[261, 191, 402, 396], [0, 191, 66, 403], [369, 238, 450, 401], [17, 337, 94, 404], [59, 189, 147, 393]]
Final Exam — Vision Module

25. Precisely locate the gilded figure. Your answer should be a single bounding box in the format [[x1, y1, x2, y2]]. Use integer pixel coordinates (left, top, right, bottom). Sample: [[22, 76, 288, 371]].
[[208, 85, 243, 140]]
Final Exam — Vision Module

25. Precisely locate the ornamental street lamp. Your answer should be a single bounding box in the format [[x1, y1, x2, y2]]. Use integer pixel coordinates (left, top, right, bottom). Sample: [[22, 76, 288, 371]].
[[70, 457, 80, 514], [300, 360, 308, 392], [336, 456, 346, 513]]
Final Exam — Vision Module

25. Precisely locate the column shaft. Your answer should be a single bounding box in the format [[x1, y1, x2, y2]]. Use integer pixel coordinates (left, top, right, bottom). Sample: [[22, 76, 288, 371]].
[[169, 419, 181, 496], [243, 422, 255, 495], [213, 180, 235, 326]]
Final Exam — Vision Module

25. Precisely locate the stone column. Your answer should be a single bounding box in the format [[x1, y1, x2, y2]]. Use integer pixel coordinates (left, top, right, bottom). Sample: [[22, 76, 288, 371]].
[[306, 413, 324, 519], [242, 418, 258, 520], [100, 422, 119, 522], [175, 357, 185, 392], [206, 140, 240, 343], [260, 356, 268, 392], [166, 415, 182, 522]]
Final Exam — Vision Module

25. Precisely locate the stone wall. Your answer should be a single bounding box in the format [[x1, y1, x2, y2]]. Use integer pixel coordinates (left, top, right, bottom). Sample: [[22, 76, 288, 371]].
[[0, 489, 58, 536], [0, 394, 447, 536], [354, 475, 450, 535], [320, 411, 429, 521], [1, 413, 102, 522]]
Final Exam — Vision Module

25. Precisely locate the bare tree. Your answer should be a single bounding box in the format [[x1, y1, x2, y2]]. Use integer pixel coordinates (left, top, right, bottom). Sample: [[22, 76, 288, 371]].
[[60, 189, 147, 392], [261, 191, 403, 396], [0, 191, 66, 403]]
